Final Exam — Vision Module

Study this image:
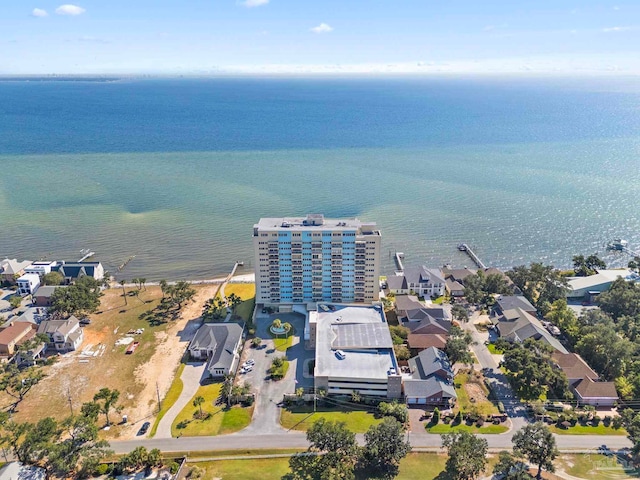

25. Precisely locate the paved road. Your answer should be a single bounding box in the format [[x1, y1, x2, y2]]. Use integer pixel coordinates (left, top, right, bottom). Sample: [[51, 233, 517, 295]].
[[154, 362, 207, 439], [110, 429, 631, 455]]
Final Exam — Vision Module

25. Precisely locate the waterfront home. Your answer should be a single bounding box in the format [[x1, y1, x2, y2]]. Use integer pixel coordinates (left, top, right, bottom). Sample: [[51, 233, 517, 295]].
[[0, 259, 33, 285], [442, 267, 477, 285], [189, 323, 244, 378], [445, 279, 465, 297], [16, 274, 41, 296], [0, 322, 37, 358], [37, 316, 84, 352], [52, 261, 105, 284], [404, 347, 457, 406], [24, 261, 58, 277], [566, 269, 639, 301], [495, 307, 568, 353], [387, 266, 446, 298]]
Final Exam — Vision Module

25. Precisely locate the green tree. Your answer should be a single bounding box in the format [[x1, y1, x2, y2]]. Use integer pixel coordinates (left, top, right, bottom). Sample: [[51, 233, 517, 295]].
[[378, 402, 409, 424], [93, 388, 121, 426], [393, 345, 410, 361], [389, 325, 409, 345], [227, 292, 242, 315], [0, 364, 44, 411], [512, 422, 558, 479], [361, 417, 411, 479], [42, 271, 64, 286], [119, 279, 127, 305], [507, 263, 568, 314], [441, 431, 488, 480], [251, 337, 262, 348], [492, 450, 530, 480], [193, 395, 205, 416], [49, 276, 102, 318], [451, 304, 469, 323], [444, 325, 474, 366], [286, 418, 359, 480], [80, 401, 101, 422], [545, 299, 579, 344], [159, 279, 168, 299], [431, 407, 440, 424], [8, 295, 22, 310], [620, 409, 640, 456]]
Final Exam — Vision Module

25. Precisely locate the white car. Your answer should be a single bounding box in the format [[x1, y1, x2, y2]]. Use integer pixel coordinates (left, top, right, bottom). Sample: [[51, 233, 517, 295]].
[[244, 359, 255, 366], [240, 365, 253, 374]]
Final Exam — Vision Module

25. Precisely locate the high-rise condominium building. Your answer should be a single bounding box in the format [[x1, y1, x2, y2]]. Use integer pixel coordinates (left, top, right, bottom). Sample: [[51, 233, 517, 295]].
[[253, 214, 381, 305]]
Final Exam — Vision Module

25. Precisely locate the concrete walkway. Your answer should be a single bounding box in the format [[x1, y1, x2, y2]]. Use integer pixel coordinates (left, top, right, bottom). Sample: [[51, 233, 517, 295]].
[[154, 362, 207, 439]]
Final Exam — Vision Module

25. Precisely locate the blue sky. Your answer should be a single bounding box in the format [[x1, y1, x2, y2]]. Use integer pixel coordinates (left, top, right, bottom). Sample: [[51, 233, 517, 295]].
[[2, 0, 639, 74]]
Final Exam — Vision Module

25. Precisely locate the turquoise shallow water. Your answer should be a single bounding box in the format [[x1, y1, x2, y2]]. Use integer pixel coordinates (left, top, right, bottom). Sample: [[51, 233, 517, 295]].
[[1, 78, 639, 279]]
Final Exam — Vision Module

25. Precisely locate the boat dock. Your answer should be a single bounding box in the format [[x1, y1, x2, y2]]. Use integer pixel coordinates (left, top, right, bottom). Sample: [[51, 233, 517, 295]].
[[77, 249, 95, 262], [457, 243, 486, 269], [394, 252, 405, 272]]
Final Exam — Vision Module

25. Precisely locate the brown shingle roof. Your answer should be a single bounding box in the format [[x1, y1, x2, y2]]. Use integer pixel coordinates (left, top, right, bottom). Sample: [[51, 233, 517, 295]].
[[407, 333, 447, 350], [552, 352, 598, 382], [0, 323, 35, 345], [573, 377, 618, 399]]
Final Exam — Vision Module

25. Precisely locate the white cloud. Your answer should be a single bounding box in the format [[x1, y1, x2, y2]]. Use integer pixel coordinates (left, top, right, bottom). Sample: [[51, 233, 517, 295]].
[[310, 23, 333, 34], [31, 8, 48, 17], [55, 4, 86, 16], [239, 0, 269, 7], [602, 26, 631, 32]]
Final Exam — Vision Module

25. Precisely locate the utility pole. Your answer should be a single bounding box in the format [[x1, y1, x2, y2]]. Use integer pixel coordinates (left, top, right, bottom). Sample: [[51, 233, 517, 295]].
[[156, 382, 162, 413]]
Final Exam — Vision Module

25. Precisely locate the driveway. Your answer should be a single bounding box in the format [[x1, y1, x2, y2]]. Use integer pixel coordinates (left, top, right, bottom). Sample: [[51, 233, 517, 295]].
[[239, 312, 309, 435], [153, 362, 207, 439]]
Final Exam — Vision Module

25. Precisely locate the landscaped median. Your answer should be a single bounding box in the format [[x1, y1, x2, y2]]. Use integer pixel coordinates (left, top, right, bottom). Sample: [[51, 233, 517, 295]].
[[171, 382, 252, 437]]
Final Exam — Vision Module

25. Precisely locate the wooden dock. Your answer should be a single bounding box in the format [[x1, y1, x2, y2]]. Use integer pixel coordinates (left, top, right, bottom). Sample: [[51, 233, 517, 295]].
[[458, 243, 486, 269], [394, 252, 405, 272]]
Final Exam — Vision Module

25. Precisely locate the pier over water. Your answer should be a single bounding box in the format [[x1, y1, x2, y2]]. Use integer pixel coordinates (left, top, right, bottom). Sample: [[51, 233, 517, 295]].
[[458, 244, 486, 269]]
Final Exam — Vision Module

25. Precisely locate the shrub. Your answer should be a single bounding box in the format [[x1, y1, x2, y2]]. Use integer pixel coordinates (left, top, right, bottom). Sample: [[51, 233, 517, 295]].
[[613, 416, 623, 430], [176, 420, 190, 429], [592, 416, 601, 427], [453, 410, 463, 425], [431, 407, 440, 424], [378, 401, 408, 424], [251, 337, 262, 348], [189, 466, 204, 479], [94, 463, 111, 476], [169, 462, 181, 474], [603, 415, 612, 427], [248, 328, 256, 336]]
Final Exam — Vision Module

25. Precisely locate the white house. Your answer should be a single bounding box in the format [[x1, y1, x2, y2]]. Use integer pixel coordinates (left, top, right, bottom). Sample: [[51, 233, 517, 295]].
[[24, 261, 58, 277], [16, 274, 41, 296], [37, 316, 84, 352], [189, 323, 244, 378], [387, 266, 446, 298]]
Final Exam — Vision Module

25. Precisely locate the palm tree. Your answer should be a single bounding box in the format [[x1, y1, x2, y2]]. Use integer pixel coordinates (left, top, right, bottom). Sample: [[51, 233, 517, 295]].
[[119, 280, 127, 305], [159, 279, 168, 299], [140, 277, 147, 291], [283, 322, 292, 335], [193, 395, 205, 416]]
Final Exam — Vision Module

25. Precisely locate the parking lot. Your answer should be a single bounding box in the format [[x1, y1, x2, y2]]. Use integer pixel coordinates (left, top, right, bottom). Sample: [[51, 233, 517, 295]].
[[238, 311, 314, 434]]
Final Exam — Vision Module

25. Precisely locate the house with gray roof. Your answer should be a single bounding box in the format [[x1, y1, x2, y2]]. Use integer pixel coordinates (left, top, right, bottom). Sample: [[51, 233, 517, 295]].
[[37, 316, 84, 352], [189, 323, 244, 378], [388, 266, 446, 298], [51, 261, 104, 284], [33, 286, 65, 307], [495, 308, 568, 354], [405, 347, 457, 406], [492, 295, 536, 317]]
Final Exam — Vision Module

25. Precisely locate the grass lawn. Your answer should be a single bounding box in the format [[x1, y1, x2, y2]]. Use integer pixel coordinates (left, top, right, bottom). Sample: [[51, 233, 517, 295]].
[[269, 325, 295, 352], [280, 406, 381, 433], [486, 343, 503, 354], [150, 362, 185, 437], [432, 296, 445, 305], [557, 454, 639, 479], [426, 422, 509, 434], [171, 382, 252, 437], [186, 452, 497, 480], [225, 283, 256, 322], [454, 372, 499, 416], [8, 286, 173, 429], [550, 424, 627, 435]]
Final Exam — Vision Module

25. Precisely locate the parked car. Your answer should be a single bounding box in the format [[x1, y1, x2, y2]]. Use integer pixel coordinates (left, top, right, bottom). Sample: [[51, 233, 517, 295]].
[[244, 359, 255, 367], [240, 365, 253, 374], [79, 318, 91, 325], [137, 422, 150, 436], [335, 350, 346, 360]]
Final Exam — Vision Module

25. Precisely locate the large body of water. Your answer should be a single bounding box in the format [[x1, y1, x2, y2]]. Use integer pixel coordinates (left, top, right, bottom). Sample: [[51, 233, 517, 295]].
[[1, 77, 639, 280]]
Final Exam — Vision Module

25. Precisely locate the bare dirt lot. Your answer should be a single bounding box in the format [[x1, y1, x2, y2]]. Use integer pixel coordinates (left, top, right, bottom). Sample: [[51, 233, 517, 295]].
[[7, 283, 220, 439]]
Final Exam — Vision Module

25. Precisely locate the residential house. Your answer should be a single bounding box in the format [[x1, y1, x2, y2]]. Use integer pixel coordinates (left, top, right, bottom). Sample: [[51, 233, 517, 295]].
[[442, 267, 477, 285], [495, 307, 568, 353], [387, 266, 446, 298], [0, 322, 37, 357], [402, 308, 452, 354], [33, 286, 65, 307], [23, 261, 58, 277], [405, 347, 457, 406], [492, 295, 537, 317], [552, 352, 618, 407], [52, 261, 105, 284], [0, 259, 32, 285], [394, 295, 424, 318], [37, 316, 84, 352], [0, 462, 46, 480], [17, 274, 41, 296], [572, 377, 619, 407], [189, 323, 244, 378], [445, 279, 465, 297], [567, 269, 639, 301]]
